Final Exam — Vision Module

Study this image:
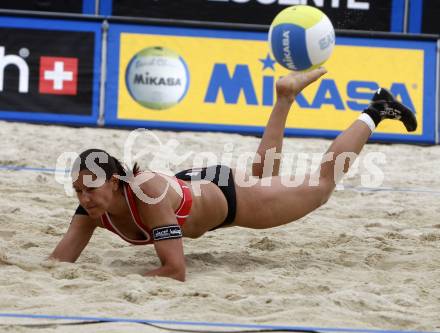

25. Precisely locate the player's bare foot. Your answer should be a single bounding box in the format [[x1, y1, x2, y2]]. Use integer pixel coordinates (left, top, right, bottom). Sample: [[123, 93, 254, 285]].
[[275, 67, 327, 103]]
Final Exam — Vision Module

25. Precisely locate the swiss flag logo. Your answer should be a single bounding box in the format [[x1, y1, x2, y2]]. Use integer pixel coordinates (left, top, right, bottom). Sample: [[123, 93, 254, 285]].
[[39, 57, 78, 95]]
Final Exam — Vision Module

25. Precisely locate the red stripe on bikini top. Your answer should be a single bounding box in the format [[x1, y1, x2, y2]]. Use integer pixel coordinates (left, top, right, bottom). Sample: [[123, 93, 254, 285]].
[[100, 184, 152, 245], [124, 183, 152, 234], [174, 179, 193, 225], [101, 178, 192, 244]]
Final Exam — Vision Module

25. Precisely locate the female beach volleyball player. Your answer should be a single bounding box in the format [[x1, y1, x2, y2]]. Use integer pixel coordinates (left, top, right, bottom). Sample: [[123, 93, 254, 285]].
[[49, 68, 417, 281]]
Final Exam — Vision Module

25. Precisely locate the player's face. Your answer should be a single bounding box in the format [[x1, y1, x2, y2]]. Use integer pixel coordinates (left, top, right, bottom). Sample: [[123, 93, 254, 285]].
[[72, 170, 116, 218]]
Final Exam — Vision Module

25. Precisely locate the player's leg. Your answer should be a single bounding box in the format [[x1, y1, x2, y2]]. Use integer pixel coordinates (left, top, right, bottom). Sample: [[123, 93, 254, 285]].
[[252, 68, 327, 178], [237, 88, 417, 228]]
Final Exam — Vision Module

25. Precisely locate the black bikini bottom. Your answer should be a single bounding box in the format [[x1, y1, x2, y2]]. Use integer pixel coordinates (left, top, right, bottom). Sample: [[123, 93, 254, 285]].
[[174, 165, 237, 230]]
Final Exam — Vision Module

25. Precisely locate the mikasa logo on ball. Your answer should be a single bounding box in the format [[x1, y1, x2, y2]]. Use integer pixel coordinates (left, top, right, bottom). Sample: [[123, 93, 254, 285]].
[[126, 46, 190, 110], [269, 5, 335, 71], [133, 71, 183, 87], [281, 30, 295, 69]]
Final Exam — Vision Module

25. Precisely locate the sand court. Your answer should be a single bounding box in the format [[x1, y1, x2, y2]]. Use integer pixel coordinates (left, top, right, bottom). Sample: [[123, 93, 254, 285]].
[[0, 120, 439, 332]]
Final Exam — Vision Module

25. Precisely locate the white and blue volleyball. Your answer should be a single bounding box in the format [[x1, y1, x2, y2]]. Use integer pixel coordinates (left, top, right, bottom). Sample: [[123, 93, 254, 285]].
[[125, 46, 190, 110], [268, 5, 335, 71]]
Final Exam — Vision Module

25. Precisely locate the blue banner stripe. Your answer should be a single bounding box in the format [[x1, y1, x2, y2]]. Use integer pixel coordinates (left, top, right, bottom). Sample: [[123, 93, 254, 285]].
[[408, 0, 423, 33], [390, 0, 405, 32], [99, 0, 113, 16], [82, 0, 96, 14]]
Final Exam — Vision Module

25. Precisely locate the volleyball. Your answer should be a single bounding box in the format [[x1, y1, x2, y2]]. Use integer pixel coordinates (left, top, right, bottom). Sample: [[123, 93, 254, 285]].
[[268, 5, 335, 71]]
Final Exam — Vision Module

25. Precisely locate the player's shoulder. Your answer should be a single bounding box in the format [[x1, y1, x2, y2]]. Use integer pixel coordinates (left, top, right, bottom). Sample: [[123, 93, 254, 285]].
[[130, 171, 178, 207]]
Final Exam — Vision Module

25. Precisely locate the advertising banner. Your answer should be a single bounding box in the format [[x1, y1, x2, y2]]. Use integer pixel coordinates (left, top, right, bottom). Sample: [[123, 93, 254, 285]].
[[111, 0, 404, 32], [105, 24, 437, 144], [0, 16, 101, 125], [0, 0, 87, 13]]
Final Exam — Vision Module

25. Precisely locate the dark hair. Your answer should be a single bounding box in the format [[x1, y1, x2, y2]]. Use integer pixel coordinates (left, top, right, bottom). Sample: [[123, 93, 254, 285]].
[[74, 148, 140, 186]]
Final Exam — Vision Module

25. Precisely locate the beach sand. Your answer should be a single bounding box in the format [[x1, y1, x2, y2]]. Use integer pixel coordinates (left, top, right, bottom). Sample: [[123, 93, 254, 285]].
[[0, 120, 439, 332]]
